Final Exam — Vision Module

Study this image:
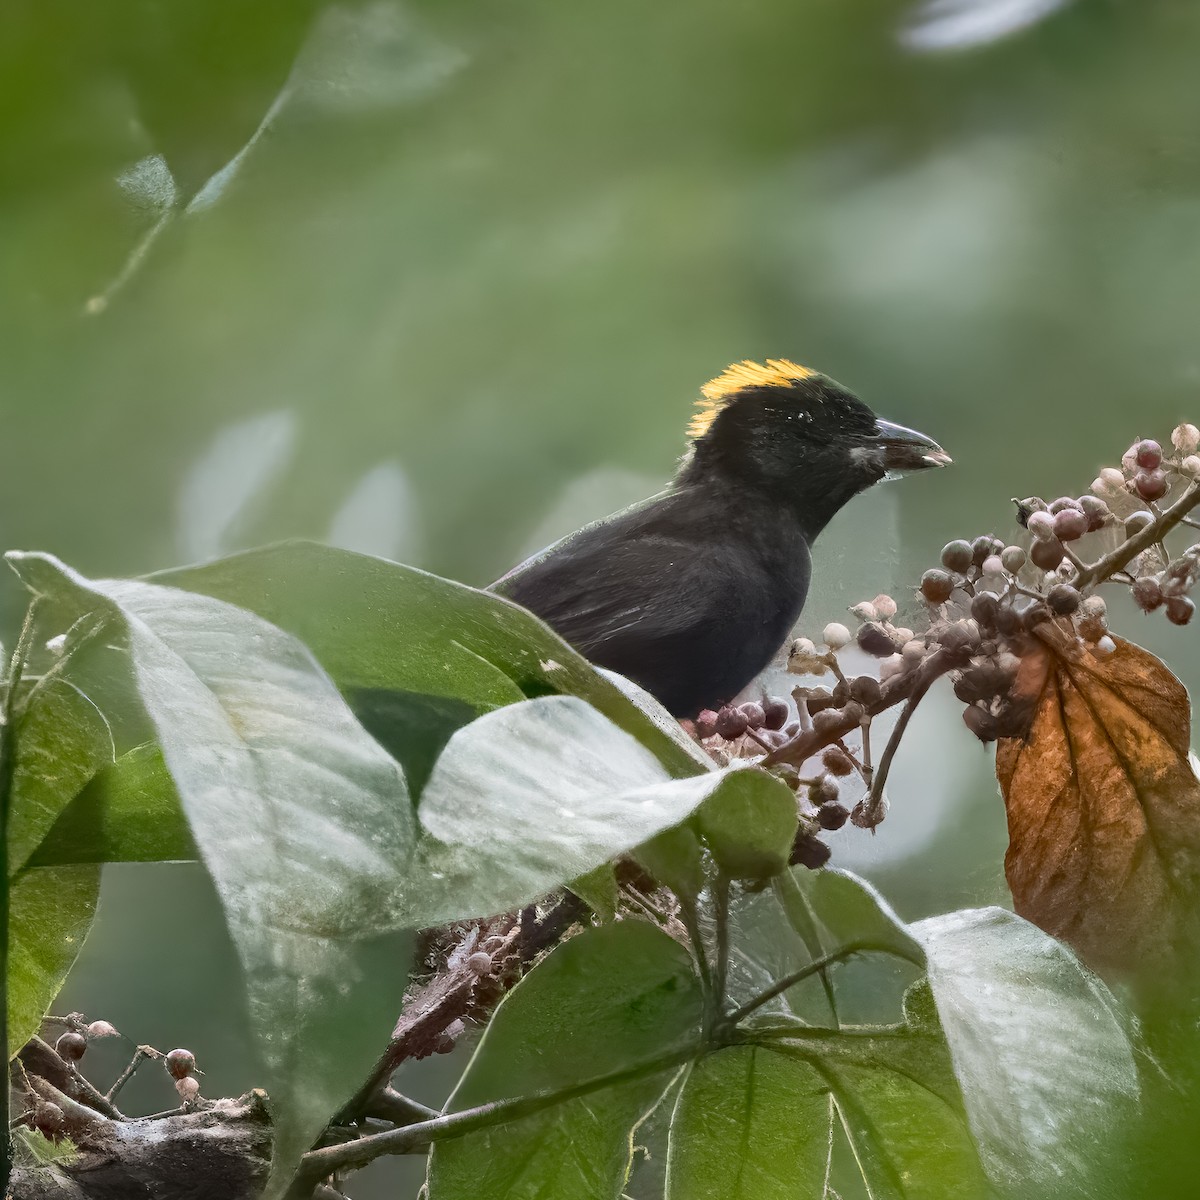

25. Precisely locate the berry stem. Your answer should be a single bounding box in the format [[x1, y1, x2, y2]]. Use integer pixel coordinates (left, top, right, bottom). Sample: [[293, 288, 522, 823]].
[[862, 661, 942, 827]]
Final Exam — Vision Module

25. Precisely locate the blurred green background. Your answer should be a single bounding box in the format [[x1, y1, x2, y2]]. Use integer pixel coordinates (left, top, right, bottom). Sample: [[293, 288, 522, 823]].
[[5, 0, 1200, 1193]]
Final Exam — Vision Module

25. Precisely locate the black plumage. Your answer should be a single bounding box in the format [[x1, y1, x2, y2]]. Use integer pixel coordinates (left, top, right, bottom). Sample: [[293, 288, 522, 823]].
[[491, 361, 949, 717]]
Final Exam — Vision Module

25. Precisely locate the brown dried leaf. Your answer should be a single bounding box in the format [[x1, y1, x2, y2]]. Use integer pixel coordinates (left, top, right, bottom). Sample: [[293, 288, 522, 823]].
[[996, 635, 1200, 976]]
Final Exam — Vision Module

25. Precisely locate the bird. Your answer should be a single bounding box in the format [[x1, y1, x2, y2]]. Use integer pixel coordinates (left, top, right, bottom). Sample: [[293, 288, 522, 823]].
[[490, 359, 950, 717]]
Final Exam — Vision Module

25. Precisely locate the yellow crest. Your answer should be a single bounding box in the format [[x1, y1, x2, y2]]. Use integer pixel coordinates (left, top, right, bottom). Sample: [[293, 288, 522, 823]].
[[689, 358, 817, 438]]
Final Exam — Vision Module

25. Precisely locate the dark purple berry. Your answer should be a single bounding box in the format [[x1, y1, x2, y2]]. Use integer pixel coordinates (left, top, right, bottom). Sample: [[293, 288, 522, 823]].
[[994, 604, 1022, 636], [1167, 596, 1195, 626], [762, 698, 789, 731], [817, 801, 850, 831], [165, 1048, 196, 1080], [715, 706, 749, 740], [1135, 439, 1163, 470], [1135, 469, 1168, 502], [941, 540, 974, 573], [55, 1032, 86, 1062], [857, 622, 899, 657], [1054, 509, 1088, 542], [1030, 538, 1066, 571], [920, 569, 954, 604], [937, 621, 979, 656], [962, 705, 998, 742], [849, 675, 882, 706], [953, 666, 1004, 704], [790, 834, 832, 870], [695, 709, 719, 739], [739, 702, 766, 730], [970, 592, 1000, 628], [972, 535, 1003, 565], [1047, 584, 1082, 615], [1132, 577, 1164, 613]]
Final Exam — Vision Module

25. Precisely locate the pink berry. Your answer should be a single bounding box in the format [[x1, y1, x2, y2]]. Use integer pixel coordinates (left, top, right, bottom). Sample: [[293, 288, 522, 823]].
[[1027, 511, 1056, 541]]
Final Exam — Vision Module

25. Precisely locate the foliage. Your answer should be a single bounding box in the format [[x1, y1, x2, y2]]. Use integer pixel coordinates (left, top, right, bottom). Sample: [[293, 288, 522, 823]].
[[0, 535, 1165, 1199]]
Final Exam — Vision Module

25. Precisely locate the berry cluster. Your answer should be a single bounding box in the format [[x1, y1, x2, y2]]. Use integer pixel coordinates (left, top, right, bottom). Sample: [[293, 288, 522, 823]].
[[693, 419, 1200, 851], [693, 696, 793, 746]]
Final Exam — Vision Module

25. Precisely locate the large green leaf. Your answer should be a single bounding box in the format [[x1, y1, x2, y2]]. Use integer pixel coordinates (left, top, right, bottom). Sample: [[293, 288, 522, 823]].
[[428, 921, 703, 1200], [156, 540, 709, 782], [7, 552, 415, 1197], [913, 908, 1138, 1199], [8, 866, 100, 1053], [8, 678, 114, 874], [666, 1046, 833, 1200], [410, 695, 787, 927], [29, 742, 197, 866]]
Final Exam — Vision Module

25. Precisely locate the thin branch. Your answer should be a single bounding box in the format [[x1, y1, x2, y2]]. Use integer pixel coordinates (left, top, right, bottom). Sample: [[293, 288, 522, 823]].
[[861, 658, 946, 827], [106, 1046, 157, 1103], [711, 878, 731, 1024], [289, 1042, 700, 1192], [1073, 481, 1200, 589], [722, 941, 902, 1027]]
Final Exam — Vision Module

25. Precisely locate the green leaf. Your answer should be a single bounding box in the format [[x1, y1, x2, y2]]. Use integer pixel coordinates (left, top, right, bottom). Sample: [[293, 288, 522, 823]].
[[820, 1053, 990, 1200], [697, 769, 798, 880], [8, 679, 114, 874], [7, 552, 415, 1197], [912, 907, 1138, 1198], [156, 540, 709, 783], [29, 743, 197, 866], [666, 1046, 833, 1200], [412, 696, 772, 926], [634, 823, 706, 901], [428, 922, 703, 1200], [784, 867, 924, 967], [8, 866, 100, 1052], [569, 862, 620, 921]]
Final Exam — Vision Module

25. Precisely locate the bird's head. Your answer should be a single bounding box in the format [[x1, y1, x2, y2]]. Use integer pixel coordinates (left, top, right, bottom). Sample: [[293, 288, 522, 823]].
[[679, 359, 950, 538]]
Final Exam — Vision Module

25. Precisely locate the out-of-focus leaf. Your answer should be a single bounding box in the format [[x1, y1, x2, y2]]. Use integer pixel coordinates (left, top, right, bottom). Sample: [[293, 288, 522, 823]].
[[428, 922, 702, 1200], [7, 552, 414, 1198], [28, 743, 197, 866], [996, 635, 1200, 975], [412, 696, 775, 927], [913, 907, 1138, 1197], [176, 410, 296, 562], [666, 1046, 833, 1200], [327, 460, 421, 562], [8, 866, 100, 1053], [157, 540, 710, 784], [8, 678, 114, 874]]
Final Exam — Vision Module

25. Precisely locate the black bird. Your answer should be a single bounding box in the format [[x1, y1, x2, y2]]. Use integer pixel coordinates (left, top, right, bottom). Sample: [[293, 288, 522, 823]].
[[491, 360, 950, 717]]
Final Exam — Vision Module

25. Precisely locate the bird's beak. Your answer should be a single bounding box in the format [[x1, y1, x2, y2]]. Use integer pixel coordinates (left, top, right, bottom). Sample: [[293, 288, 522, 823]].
[[872, 418, 952, 471]]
